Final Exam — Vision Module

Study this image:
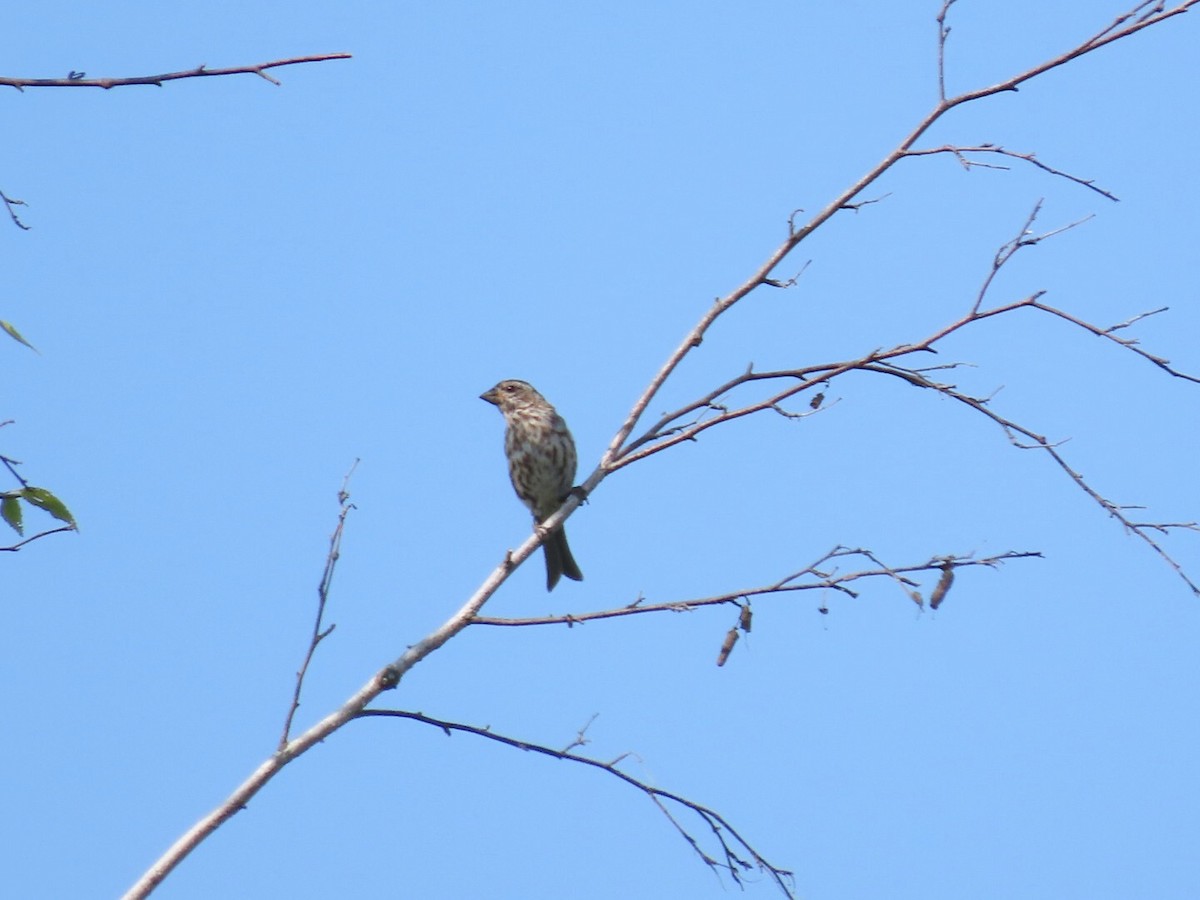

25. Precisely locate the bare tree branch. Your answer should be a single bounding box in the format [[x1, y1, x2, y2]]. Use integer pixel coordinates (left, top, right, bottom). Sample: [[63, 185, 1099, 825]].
[[0, 524, 76, 552], [472, 550, 1041, 627], [561, 713, 600, 753], [862, 360, 1200, 596], [945, 2, 1199, 102], [1029, 301, 1200, 383], [1, 452, 28, 488], [1, 54, 351, 229], [0, 190, 30, 229], [279, 460, 358, 750], [122, 6, 1200, 896], [936, 0, 959, 102], [967, 201, 1094, 315], [600, 201, 1200, 593], [596, 1, 1199, 474], [0, 53, 351, 91], [902, 144, 1119, 201], [355, 709, 796, 898]]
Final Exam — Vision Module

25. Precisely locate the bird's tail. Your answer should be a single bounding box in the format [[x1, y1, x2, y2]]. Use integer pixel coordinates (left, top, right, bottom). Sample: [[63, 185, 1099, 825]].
[[544, 525, 584, 591]]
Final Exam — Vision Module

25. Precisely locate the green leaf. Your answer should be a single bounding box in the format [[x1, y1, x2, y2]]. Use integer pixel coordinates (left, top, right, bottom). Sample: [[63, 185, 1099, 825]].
[[1, 319, 37, 352], [1, 495, 23, 535], [20, 487, 76, 528]]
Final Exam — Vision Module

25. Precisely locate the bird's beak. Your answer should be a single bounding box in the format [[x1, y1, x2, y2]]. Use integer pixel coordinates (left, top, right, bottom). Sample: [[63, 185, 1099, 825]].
[[480, 388, 499, 405]]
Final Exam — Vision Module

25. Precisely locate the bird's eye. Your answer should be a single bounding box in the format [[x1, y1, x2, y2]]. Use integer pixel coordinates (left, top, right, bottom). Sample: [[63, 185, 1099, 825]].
[[503, 384, 516, 392]]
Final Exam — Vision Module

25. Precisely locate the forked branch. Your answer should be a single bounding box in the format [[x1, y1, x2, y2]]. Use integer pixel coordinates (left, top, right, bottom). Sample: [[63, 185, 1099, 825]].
[[610, 204, 1200, 594], [598, 0, 1199, 470], [356, 709, 797, 898], [1, 190, 30, 229]]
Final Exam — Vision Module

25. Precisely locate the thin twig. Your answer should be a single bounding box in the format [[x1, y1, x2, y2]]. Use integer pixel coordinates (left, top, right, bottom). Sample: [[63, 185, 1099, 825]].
[[1, 453, 28, 488], [972, 200, 1044, 314], [356, 709, 796, 898], [0, 190, 31, 229], [864, 360, 1200, 596], [561, 713, 600, 753], [903, 144, 1119, 201], [472, 551, 1040, 627], [1031, 301, 1200, 383], [840, 192, 894, 211], [279, 460, 358, 749], [0, 524, 76, 552], [936, 0, 960, 101], [1104, 306, 1167, 333], [1, 53, 351, 91]]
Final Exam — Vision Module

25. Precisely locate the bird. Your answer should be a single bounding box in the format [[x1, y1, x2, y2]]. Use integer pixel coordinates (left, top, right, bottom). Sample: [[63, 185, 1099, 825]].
[[480, 379, 584, 591]]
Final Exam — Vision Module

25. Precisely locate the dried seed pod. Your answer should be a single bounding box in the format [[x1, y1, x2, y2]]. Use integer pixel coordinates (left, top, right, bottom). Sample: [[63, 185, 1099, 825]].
[[716, 627, 740, 667], [930, 564, 955, 610]]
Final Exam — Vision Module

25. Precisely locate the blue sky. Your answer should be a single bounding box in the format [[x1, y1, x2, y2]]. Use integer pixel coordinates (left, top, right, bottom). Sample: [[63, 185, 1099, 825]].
[[3, 2, 1199, 898]]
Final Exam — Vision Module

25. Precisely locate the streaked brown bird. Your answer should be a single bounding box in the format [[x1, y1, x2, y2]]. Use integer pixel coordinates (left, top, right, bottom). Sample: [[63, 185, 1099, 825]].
[[481, 379, 584, 591]]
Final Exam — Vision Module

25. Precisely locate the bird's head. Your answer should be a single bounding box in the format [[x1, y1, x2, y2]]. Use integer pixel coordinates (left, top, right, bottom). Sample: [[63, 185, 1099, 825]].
[[480, 379, 545, 414]]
